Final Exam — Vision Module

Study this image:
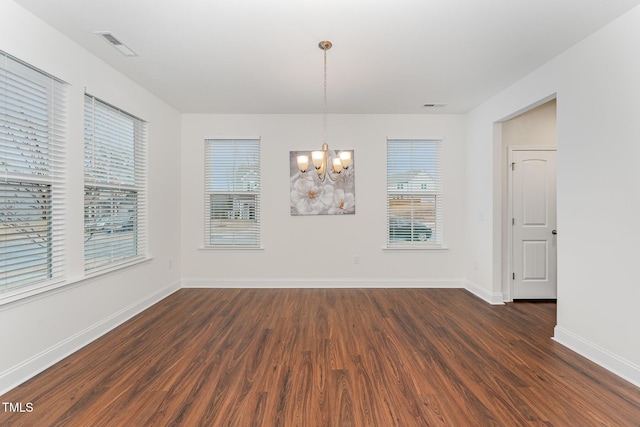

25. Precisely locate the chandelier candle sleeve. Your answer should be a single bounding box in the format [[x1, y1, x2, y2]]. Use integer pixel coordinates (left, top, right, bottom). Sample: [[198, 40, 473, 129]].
[[333, 157, 343, 173], [312, 150, 325, 170], [297, 155, 309, 173], [339, 151, 351, 168]]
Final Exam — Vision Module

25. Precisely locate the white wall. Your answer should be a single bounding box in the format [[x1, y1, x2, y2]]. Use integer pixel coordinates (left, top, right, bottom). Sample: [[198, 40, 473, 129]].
[[466, 6, 640, 385], [181, 114, 468, 288], [0, 2, 182, 393]]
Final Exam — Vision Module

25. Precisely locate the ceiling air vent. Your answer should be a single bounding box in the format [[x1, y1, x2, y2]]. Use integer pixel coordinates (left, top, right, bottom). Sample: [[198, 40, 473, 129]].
[[95, 31, 138, 57]]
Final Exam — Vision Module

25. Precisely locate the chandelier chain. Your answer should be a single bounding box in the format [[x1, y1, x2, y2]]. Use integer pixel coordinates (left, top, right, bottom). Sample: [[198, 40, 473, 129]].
[[323, 46, 328, 145]]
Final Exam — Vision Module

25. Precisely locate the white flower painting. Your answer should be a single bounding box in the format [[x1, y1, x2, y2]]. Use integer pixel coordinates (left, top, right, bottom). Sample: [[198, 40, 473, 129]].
[[290, 150, 355, 215]]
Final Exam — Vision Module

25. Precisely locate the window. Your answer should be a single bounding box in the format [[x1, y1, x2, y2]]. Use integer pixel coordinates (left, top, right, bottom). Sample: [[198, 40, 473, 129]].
[[205, 139, 260, 248], [387, 139, 442, 247], [0, 52, 67, 294], [84, 95, 147, 271]]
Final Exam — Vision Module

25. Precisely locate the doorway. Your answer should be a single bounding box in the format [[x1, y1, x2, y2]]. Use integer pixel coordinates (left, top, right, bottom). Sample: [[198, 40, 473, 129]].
[[500, 98, 557, 301]]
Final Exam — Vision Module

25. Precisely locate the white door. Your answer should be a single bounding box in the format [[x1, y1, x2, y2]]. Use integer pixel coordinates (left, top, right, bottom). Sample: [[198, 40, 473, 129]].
[[511, 149, 557, 299]]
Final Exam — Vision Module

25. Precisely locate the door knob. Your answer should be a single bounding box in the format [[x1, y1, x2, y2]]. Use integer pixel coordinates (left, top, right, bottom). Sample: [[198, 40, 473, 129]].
[[552, 230, 557, 235]]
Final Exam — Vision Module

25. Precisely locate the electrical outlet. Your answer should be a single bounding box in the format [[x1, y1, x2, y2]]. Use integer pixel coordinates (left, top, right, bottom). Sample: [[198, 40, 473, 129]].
[[353, 255, 360, 264]]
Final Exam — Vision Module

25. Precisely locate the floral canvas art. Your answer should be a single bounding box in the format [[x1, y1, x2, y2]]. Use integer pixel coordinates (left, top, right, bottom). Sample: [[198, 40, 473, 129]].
[[290, 150, 355, 215]]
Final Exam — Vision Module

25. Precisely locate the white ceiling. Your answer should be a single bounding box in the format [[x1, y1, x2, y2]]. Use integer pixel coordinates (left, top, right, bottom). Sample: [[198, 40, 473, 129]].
[[14, 0, 640, 114]]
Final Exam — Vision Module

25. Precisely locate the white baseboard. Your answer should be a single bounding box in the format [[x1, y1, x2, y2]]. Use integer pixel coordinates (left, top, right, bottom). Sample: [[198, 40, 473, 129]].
[[183, 277, 507, 305], [182, 277, 466, 289], [553, 326, 640, 388], [0, 280, 181, 396], [463, 280, 505, 305]]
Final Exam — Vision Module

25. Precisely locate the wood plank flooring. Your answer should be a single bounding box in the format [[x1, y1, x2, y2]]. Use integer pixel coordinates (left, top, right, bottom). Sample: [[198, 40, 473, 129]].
[[1, 288, 639, 426]]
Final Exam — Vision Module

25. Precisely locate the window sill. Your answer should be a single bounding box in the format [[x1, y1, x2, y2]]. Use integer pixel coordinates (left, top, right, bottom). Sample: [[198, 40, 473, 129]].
[[198, 246, 265, 251], [0, 279, 69, 308], [383, 245, 449, 252], [83, 256, 153, 280], [0, 256, 153, 308]]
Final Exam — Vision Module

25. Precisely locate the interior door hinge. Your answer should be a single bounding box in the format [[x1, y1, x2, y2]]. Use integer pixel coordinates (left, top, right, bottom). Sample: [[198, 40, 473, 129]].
[[512, 272, 515, 280], [512, 218, 515, 225], [511, 162, 515, 171]]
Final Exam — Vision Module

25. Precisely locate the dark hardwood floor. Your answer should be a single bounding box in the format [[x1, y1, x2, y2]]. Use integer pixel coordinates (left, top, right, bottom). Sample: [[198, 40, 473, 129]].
[[1, 288, 639, 426]]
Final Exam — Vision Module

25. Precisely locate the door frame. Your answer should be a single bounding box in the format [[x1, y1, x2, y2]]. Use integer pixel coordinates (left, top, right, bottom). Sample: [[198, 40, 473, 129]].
[[507, 146, 557, 301]]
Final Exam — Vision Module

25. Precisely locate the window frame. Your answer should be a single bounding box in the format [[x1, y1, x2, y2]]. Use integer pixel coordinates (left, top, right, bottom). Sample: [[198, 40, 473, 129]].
[[83, 94, 147, 272], [0, 51, 68, 298], [386, 139, 443, 249], [204, 138, 261, 249]]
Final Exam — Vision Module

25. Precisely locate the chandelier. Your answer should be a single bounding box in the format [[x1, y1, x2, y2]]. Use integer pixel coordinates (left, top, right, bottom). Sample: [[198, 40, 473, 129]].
[[296, 41, 352, 182]]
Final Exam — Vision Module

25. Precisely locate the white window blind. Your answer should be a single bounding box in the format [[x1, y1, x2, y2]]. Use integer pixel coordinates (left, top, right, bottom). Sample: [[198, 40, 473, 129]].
[[205, 139, 260, 248], [0, 52, 67, 294], [84, 94, 147, 271], [387, 139, 442, 247]]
